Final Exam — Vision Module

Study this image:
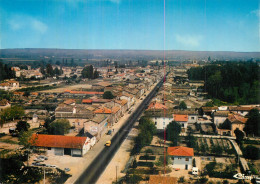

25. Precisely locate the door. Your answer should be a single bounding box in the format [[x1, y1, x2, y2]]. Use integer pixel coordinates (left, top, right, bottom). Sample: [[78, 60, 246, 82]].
[[185, 164, 188, 170], [64, 148, 71, 155]]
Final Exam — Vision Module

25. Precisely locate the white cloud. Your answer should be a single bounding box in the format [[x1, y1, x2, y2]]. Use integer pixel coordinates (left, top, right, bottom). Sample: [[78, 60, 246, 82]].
[[176, 34, 203, 47], [8, 15, 48, 34], [31, 19, 48, 33], [250, 9, 260, 17], [8, 19, 23, 30]]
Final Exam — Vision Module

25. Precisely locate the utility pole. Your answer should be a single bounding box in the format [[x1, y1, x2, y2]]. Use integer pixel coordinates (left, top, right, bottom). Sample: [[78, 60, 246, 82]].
[[116, 165, 118, 183], [44, 166, 45, 184]]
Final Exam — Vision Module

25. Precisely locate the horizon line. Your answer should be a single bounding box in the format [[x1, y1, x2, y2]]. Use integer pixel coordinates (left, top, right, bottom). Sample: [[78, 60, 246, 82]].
[[1, 48, 260, 53]]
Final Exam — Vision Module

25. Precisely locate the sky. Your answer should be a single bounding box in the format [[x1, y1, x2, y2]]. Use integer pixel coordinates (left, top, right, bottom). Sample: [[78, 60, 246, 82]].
[[0, 0, 259, 52]]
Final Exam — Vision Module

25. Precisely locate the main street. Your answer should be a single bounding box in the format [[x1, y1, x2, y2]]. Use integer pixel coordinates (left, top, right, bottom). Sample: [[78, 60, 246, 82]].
[[75, 77, 165, 184]]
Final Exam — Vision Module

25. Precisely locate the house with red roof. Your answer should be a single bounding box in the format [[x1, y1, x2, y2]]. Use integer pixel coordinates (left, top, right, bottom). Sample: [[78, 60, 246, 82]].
[[30, 134, 95, 157], [217, 113, 248, 137], [167, 146, 194, 170], [173, 114, 189, 131]]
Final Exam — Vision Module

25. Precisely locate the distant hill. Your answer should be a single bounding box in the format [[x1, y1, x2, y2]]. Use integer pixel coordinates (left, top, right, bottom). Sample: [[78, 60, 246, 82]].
[[0, 48, 259, 61]]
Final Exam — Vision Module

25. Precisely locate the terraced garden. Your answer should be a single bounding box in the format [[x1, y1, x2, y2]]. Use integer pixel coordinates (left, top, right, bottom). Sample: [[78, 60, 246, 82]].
[[195, 138, 236, 156]]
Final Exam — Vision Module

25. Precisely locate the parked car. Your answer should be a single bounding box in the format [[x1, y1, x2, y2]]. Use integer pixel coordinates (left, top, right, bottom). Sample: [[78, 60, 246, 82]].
[[64, 168, 70, 172], [107, 130, 112, 135], [34, 158, 44, 162], [37, 155, 48, 160]]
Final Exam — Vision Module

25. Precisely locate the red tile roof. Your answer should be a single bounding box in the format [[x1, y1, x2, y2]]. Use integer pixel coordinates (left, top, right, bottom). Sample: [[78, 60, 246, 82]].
[[64, 90, 104, 95], [30, 134, 87, 149], [149, 175, 177, 184], [167, 146, 194, 157], [228, 114, 248, 124], [82, 99, 93, 104], [94, 107, 112, 114], [148, 102, 167, 110], [173, 114, 188, 122], [112, 106, 120, 114]]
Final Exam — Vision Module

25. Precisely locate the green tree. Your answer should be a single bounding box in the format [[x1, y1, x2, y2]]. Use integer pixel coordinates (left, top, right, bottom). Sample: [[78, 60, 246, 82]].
[[243, 145, 260, 160], [234, 128, 244, 145], [16, 120, 30, 132], [93, 69, 99, 79], [47, 119, 71, 135], [46, 63, 54, 76], [82, 65, 94, 79], [18, 130, 34, 166], [166, 121, 181, 146], [40, 65, 45, 75], [244, 109, 260, 137], [179, 101, 187, 109], [103, 91, 114, 99], [0, 106, 25, 126]]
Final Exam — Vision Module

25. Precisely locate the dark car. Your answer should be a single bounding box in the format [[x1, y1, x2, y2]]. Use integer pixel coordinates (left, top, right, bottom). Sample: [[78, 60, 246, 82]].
[[107, 130, 112, 135]]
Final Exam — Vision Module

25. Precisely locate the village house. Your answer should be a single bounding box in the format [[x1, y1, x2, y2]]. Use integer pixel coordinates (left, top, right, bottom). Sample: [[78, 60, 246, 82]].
[[84, 114, 109, 140], [55, 104, 95, 131], [173, 114, 189, 131], [115, 99, 128, 116], [228, 106, 259, 116], [212, 111, 229, 127], [218, 113, 248, 137], [0, 80, 19, 91], [120, 93, 135, 109], [167, 146, 194, 170], [20, 69, 43, 79], [145, 109, 173, 131]]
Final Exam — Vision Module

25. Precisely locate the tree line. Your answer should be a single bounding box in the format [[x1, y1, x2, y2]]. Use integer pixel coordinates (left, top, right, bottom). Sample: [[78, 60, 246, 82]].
[[81, 65, 99, 79], [0, 61, 15, 81], [187, 62, 260, 104]]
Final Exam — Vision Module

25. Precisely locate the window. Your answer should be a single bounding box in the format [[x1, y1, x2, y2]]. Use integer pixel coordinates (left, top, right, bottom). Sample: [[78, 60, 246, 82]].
[[163, 122, 165, 125], [78, 122, 80, 125], [191, 117, 194, 120], [155, 122, 157, 125], [186, 158, 189, 161]]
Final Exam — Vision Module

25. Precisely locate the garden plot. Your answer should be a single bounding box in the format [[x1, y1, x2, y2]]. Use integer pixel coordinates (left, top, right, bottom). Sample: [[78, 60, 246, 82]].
[[195, 138, 235, 156]]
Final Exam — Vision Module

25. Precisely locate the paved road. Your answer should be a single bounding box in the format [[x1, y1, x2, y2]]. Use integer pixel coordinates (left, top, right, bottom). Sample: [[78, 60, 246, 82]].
[[75, 77, 165, 184]]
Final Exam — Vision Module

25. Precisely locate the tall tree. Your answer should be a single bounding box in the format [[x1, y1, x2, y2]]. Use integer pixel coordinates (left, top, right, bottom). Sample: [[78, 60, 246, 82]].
[[93, 69, 99, 79], [16, 121, 30, 132], [46, 64, 54, 77], [234, 128, 244, 145], [179, 101, 187, 109], [244, 109, 260, 136], [166, 121, 181, 146]]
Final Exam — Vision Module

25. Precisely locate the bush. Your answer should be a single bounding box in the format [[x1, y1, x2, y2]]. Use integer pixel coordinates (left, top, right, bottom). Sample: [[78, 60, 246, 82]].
[[243, 145, 260, 160], [137, 162, 154, 167], [139, 156, 156, 160]]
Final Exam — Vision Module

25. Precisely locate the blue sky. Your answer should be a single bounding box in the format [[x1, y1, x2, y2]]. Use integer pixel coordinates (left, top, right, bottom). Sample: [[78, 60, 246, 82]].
[[0, 0, 259, 51]]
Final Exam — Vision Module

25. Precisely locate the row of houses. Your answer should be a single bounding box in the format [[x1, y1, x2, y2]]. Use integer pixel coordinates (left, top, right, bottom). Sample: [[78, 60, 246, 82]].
[[30, 68, 163, 156]]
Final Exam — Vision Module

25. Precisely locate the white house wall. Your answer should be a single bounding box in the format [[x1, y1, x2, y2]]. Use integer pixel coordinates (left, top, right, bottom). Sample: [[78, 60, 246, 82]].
[[170, 156, 193, 170], [151, 117, 173, 131]]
